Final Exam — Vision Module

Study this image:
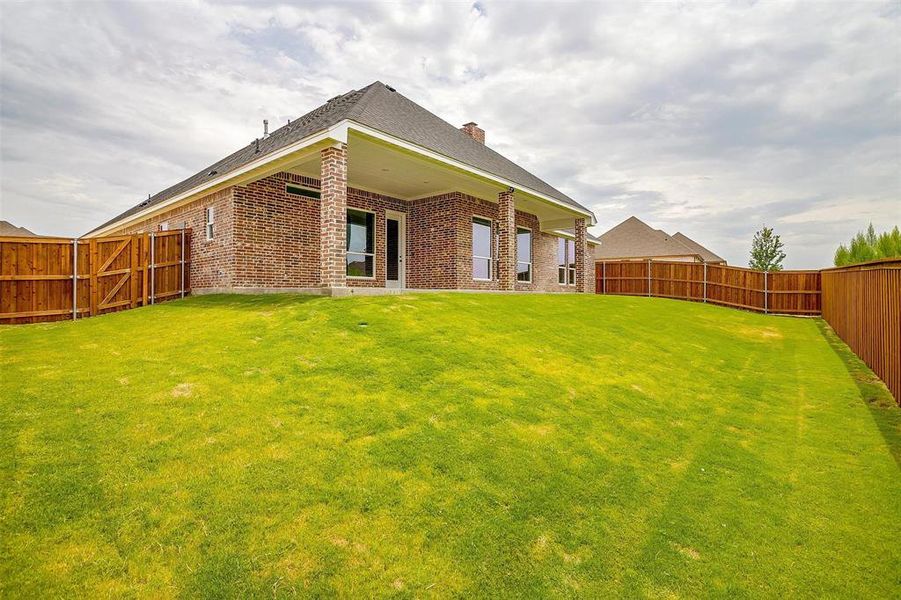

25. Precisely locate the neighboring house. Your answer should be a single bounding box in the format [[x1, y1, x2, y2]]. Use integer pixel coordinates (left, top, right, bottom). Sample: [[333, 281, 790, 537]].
[[670, 232, 726, 264], [594, 216, 726, 264], [0, 221, 37, 237], [87, 81, 599, 295]]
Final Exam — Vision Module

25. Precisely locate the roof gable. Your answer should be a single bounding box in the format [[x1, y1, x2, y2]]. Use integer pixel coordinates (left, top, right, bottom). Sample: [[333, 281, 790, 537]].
[[0, 220, 37, 237], [595, 216, 698, 260], [672, 232, 726, 263], [345, 83, 584, 212]]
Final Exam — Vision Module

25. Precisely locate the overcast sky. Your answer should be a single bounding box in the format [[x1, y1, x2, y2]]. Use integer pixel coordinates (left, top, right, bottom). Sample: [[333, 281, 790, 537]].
[[1, 1, 898, 268]]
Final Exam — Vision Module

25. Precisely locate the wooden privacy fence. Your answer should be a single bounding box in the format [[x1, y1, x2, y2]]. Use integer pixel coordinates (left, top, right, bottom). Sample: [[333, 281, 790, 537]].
[[596, 260, 822, 315], [821, 259, 900, 404], [0, 230, 191, 324]]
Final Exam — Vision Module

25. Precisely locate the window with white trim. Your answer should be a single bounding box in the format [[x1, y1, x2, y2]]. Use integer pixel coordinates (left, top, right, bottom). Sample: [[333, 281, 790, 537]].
[[346, 209, 375, 278], [205, 207, 214, 240], [516, 227, 532, 283], [158, 221, 169, 232], [472, 217, 493, 280], [558, 237, 576, 285]]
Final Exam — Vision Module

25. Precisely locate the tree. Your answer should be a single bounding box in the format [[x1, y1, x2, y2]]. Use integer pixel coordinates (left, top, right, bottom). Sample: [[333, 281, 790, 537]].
[[833, 223, 901, 266], [749, 226, 786, 271]]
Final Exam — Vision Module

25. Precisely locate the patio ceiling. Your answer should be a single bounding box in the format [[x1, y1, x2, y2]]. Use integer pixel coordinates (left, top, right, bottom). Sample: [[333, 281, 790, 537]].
[[286, 130, 585, 230]]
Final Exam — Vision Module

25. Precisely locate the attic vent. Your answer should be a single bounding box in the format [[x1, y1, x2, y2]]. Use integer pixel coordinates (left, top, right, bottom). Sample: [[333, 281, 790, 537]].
[[208, 170, 218, 176], [386, 84, 396, 92]]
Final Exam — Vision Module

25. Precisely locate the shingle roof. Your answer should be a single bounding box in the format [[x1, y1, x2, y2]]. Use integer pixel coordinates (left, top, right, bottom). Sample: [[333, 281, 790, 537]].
[[594, 216, 701, 260], [672, 232, 726, 264], [0, 220, 37, 237], [90, 81, 592, 234]]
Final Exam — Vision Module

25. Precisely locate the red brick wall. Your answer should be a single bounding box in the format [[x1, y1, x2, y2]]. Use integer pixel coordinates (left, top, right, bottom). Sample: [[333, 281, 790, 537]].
[[451, 193, 576, 293], [575, 217, 589, 293], [113, 173, 587, 293], [497, 190, 516, 291], [320, 145, 347, 288], [232, 173, 320, 289], [407, 193, 459, 289]]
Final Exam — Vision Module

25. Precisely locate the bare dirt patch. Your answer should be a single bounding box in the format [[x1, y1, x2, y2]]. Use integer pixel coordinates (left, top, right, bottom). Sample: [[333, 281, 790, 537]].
[[171, 383, 194, 397]]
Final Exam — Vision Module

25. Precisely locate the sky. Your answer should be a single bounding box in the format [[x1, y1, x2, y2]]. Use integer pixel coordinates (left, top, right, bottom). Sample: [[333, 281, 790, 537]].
[[1, 1, 899, 269]]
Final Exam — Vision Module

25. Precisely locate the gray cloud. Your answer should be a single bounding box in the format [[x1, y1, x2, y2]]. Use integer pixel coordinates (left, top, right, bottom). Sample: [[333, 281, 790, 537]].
[[1, 0, 899, 268]]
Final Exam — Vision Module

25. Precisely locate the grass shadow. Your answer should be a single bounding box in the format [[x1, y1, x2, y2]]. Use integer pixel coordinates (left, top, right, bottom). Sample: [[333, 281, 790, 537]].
[[815, 319, 901, 470], [170, 293, 325, 311]]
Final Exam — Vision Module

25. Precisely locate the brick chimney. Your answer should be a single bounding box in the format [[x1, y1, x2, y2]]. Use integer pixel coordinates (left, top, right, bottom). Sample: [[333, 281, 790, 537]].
[[460, 122, 485, 144]]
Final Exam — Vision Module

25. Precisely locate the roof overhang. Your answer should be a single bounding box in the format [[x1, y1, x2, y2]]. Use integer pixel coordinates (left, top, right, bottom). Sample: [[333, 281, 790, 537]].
[[87, 118, 595, 237], [552, 229, 601, 246], [344, 122, 596, 227]]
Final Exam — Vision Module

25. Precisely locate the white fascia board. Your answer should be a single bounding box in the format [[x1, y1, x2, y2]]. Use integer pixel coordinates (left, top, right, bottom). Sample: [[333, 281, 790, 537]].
[[346, 122, 597, 225], [86, 123, 349, 237], [549, 228, 601, 246]]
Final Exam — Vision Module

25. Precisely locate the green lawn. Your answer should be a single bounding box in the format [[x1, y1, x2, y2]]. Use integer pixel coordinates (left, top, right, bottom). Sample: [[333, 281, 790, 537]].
[[1, 293, 899, 598]]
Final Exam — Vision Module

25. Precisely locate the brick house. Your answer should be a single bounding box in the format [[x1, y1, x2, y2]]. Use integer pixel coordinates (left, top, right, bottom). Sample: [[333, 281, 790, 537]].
[[87, 81, 600, 295]]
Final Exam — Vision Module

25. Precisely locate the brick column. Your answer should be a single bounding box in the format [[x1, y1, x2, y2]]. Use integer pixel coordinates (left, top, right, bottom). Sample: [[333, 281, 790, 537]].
[[497, 188, 516, 291], [320, 144, 347, 289], [574, 217, 589, 293]]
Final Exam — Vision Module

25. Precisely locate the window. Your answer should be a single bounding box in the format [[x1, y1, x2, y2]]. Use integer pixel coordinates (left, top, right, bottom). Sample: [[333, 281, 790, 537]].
[[286, 184, 320, 199], [158, 222, 169, 232], [346, 209, 375, 278], [516, 227, 532, 282], [205, 207, 214, 240], [472, 217, 493, 280], [558, 237, 576, 285]]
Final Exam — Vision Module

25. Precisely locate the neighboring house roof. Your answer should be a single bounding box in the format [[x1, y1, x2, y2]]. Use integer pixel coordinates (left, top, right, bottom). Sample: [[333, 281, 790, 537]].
[[671, 232, 726, 264], [594, 217, 726, 264], [91, 81, 591, 235], [0, 220, 37, 237], [594, 216, 723, 262]]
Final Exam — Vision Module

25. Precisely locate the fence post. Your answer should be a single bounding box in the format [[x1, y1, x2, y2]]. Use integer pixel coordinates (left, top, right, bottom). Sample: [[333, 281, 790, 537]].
[[150, 233, 156, 305], [130, 235, 139, 309], [647, 259, 652, 297], [89, 238, 98, 317], [602, 261, 606, 294], [764, 271, 768, 314], [180, 228, 185, 299], [703, 262, 707, 303], [72, 238, 78, 320]]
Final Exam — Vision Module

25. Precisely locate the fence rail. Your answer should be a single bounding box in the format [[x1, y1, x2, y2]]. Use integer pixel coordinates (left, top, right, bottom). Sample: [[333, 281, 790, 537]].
[[820, 259, 900, 404], [1, 230, 191, 324], [596, 259, 821, 315]]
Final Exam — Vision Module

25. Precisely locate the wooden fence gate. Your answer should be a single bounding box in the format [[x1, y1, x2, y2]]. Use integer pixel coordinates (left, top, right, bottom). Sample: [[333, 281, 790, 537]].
[[1, 230, 191, 324]]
